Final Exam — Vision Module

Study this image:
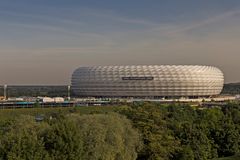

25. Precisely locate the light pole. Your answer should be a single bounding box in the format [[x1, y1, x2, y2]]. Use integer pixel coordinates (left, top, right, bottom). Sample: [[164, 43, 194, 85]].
[[3, 85, 7, 100], [68, 85, 71, 101]]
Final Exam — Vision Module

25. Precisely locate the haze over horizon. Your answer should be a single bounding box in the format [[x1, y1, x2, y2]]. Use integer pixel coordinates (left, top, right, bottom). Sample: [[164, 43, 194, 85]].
[[0, 0, 240, 84]]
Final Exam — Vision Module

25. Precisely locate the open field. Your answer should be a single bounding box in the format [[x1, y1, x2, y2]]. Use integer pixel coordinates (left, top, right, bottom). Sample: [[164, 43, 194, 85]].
[[214, 154, 240, 160], [0, 106, 118, 121]]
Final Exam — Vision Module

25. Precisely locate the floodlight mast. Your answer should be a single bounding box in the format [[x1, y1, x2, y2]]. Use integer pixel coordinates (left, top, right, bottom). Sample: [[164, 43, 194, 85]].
[[3, 85, 7, 100], [68, 85, 71, 101]]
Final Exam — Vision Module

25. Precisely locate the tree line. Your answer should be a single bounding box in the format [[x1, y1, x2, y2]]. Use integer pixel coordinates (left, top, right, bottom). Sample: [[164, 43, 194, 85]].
[[0, 113, 141, 160], [0, 102, 240, 159], [119, 102, 240, 160]]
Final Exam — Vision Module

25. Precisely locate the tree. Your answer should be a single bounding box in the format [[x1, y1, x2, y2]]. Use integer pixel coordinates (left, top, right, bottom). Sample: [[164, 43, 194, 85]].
[[44, 118, 83, 160], [177, 145, 194, 160], [0, 115, 50, 160], [66, 113, 141, 160], [119, 102, 180, 160]]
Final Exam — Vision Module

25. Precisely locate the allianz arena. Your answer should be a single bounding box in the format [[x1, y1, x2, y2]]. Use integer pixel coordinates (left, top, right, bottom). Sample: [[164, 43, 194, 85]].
[[71, 65, 224, 98]]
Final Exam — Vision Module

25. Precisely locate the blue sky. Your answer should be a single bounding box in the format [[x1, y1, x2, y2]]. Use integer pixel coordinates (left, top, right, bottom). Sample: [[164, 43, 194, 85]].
[[0, 0, 240, 84]]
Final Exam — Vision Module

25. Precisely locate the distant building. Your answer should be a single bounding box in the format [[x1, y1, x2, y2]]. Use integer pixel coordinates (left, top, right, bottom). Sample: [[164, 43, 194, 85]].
[[236, 95, 240, 99], [71, 65, 224, 98], [53, 97, 65, 103], [37, 97, 64, 103], [38, 97, 55, 103]]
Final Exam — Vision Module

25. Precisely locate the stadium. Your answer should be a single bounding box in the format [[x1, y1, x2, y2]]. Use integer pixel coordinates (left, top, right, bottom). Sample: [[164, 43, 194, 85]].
[[71, 65, 224, 98]]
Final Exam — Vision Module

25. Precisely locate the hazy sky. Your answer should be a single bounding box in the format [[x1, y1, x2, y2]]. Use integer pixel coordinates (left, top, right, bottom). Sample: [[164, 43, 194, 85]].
[[0, 0, 240, 84]]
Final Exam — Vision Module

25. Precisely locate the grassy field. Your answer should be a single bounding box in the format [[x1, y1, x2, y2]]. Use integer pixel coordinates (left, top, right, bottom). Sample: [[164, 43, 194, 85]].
[[0, 106, 119, 121], [214, 154, 240, 160]]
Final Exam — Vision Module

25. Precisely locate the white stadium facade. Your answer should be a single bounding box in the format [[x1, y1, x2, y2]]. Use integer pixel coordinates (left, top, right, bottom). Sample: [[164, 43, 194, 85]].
[[71, 65, 224, 98]]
